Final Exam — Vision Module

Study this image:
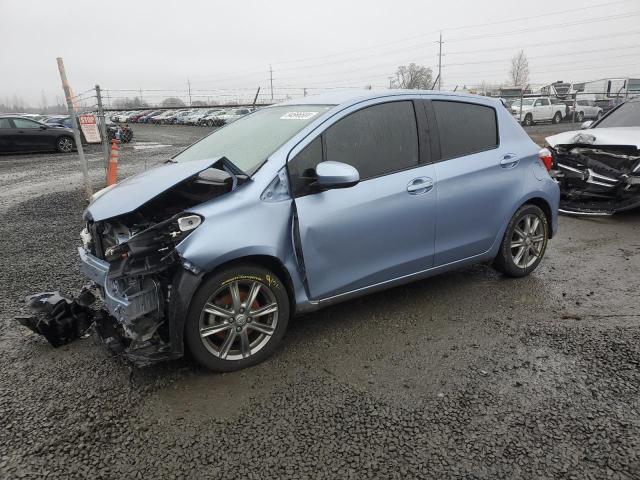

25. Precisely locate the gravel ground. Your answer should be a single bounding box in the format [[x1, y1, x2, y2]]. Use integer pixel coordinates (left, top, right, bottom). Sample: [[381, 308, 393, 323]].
[[1, 123, 639, 479]]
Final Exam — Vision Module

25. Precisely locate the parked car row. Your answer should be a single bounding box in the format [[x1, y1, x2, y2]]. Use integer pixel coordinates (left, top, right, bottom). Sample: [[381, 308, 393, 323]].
[[110, 107, 254, 127], [507, 97, 603, 126]]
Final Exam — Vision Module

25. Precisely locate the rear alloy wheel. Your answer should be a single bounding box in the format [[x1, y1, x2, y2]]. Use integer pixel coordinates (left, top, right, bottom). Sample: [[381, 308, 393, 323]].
[[185, 264, 290, 371], [577, 111, 584, 122], [207, 120, 214, 127], [493, 204, 549, 277], [56, 136, 74, 153], [523, 114, 533, 127], [552, 111, 562, 124]]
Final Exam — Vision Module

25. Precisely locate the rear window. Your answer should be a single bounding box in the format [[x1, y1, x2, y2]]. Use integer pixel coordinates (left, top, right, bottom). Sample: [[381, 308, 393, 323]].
[[596, 101, 640, 128], [432, 101, 498, 160]]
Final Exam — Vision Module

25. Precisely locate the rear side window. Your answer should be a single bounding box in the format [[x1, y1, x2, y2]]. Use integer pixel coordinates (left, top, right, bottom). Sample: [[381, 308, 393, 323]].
[[324, 101, 419, 179], [0, 118, 11, 128], [432, 101, 498, 160]]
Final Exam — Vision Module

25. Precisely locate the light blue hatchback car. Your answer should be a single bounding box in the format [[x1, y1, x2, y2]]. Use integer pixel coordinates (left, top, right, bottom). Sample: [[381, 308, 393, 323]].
[[79, 90, 559, 371]]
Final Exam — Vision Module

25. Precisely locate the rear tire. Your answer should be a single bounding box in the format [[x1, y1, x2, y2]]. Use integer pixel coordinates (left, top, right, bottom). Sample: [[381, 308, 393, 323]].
[[493, 204, 549, 278], [56, 136, 74, 153], [552, 111, 562, 124], [577, 111, 584, 122], [185, 264, 290, 372]]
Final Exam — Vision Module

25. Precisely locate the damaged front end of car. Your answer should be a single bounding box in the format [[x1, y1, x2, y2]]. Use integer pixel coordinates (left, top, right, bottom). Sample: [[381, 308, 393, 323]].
[[549, 134, 640, 215], [20, 157, 246, 365]]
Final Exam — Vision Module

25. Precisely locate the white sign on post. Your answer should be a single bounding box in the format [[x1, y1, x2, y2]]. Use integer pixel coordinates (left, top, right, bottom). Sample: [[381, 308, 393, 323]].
[[78, 114, 101, 143]]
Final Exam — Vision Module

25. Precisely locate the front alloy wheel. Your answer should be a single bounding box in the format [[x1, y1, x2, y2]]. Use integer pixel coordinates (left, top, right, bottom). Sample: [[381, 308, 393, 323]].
[[494, 204, 548, 277], [185, 264, 289, 371]]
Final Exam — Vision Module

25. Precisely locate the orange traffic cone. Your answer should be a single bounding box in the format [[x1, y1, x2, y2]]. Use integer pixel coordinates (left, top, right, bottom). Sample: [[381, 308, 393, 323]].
[[107, 139, 119, 186]]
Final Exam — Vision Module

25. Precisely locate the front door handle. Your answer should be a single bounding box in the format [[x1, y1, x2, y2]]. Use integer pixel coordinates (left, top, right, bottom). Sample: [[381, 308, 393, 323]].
[[407, 177, 434, 195], [500, 153, 519, 168]]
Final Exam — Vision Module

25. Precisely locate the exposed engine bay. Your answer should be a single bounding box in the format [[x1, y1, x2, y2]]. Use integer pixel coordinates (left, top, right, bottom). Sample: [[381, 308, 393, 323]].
[[551, 143, 640, 214], [19, 159, 246, 365]]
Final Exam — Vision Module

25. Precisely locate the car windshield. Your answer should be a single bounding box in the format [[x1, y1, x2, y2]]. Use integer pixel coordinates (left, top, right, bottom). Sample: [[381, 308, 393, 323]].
[[172, 105, 333, 174], [596, 101, 640, 128]]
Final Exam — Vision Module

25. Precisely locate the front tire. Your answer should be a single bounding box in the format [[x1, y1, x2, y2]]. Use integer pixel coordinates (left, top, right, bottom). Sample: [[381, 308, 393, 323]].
[[523, 114, 533, 127], [56, 136, 74, 153], [185, 264, 290, 372], [576, 111, 584, 122], [493, 204, 549, 278]]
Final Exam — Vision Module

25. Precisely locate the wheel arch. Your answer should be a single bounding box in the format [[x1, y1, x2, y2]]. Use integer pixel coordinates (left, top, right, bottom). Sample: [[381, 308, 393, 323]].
[[202, 254, 297, 315], [521, 196, 554, 239]]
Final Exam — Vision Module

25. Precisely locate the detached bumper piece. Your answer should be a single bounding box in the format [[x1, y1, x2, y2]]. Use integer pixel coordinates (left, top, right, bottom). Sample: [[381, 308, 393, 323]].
[[551, 145, 640, 215], [19, 289, 179, 366], [18, 290, 96, 348]]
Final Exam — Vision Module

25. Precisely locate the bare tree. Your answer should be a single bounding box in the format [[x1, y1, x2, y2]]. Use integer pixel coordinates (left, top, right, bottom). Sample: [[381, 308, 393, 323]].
[[509, 50, 529, 87], [391, 63, 433, 89], [161, 97, 186, 107]]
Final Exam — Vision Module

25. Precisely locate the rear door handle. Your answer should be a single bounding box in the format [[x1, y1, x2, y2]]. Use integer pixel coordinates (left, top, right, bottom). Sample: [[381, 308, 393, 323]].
[[407, 177, 434, 194], [500, 153, 519, 168]]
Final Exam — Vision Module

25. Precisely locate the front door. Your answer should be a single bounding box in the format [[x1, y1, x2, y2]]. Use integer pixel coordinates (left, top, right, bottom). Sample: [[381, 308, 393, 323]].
[[289, 100, 437, 300], [11, 118, 50, 151]]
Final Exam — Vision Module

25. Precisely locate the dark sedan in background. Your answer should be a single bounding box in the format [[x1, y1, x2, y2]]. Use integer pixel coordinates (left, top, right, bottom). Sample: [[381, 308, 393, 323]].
[[0, 116, 76, 153]]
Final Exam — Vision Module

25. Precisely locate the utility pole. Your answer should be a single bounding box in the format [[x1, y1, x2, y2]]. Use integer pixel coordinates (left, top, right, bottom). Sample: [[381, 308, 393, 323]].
[[252, 86, 261, 109], [95, 85, 110, 174], [56, 57, 92, 199], [187, 78, 192, 106], [437, 31, 444, 91], [269, 65, 274, 101], [303, 88, 307, 97], [139, 87, 143, 105]]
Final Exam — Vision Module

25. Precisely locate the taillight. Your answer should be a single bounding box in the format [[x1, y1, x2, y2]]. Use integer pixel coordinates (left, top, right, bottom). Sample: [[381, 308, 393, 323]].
[[539, 148, 553, 171]]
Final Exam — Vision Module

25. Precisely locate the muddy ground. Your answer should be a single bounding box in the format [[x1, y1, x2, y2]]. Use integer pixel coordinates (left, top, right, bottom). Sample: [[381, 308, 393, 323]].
[[0, 123, 638, 479]]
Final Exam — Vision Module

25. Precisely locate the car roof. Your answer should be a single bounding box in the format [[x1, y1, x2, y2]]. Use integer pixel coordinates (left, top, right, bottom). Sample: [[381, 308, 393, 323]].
[[276, 89, 502, 108]]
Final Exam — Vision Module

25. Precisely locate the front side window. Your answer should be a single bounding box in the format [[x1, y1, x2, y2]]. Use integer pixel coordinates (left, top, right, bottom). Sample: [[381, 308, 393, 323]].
[[173, 105, 332, 174], [432, 100, 498, 160], [324, 101, 419, 179], [12, 118, 40, 129], [288, 136, 322, 197]]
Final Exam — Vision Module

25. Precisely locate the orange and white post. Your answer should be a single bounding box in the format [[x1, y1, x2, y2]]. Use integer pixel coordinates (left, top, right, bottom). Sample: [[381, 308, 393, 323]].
[[106, 139, 119, 186]]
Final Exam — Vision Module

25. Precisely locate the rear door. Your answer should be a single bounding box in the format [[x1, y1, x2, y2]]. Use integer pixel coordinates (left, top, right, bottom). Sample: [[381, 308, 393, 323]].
[[290, 100, 437, 300], [426, 99, 525, 266]]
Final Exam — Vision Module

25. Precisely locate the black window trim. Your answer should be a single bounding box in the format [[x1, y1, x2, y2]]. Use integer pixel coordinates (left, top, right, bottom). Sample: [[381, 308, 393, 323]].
[[426, 99, 500, 164], [288, 99, 425, 198]]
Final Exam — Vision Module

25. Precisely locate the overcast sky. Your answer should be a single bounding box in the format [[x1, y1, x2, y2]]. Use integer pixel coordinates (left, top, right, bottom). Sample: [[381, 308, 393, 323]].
[[1, 0, 639, 106]]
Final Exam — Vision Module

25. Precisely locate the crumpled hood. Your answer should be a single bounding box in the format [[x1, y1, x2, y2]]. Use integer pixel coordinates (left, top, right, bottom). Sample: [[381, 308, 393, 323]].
[[546, 127, 640, 148], [85, 157, 222, 221]]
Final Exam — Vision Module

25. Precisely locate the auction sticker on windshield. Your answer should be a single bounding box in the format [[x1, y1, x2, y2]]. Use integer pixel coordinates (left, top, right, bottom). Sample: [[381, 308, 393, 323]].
[[280, 111, 319, 120]]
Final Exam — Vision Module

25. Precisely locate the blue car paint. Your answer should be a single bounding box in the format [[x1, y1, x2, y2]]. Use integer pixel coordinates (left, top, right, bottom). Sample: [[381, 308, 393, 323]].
[[86, 90, 559, 315]]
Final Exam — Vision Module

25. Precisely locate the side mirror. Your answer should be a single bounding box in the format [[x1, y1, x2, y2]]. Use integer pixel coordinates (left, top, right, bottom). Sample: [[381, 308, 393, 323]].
[[314, 161, 359, 189], [580, 120, 593, 129], [39, 125, 47, 130]]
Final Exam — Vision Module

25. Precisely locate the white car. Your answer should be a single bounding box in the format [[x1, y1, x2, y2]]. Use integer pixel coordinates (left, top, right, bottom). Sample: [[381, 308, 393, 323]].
[[510, 97, 564, 126], [214, 108, 253, 126], [566, 100, 603, 122]]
